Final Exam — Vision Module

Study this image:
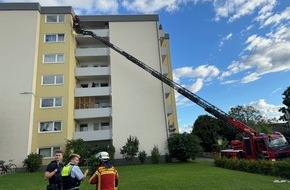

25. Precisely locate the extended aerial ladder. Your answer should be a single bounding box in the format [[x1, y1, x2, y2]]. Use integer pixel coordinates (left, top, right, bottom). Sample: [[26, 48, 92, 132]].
[[73, 16, 258, 138]]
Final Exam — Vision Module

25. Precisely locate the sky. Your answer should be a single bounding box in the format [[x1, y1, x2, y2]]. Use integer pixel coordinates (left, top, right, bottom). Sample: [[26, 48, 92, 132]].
[[1, 0, 290, 133]]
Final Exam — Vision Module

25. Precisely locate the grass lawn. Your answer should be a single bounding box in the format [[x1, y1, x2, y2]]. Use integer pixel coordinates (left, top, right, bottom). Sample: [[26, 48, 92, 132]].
[[0, 159, 289, 190]]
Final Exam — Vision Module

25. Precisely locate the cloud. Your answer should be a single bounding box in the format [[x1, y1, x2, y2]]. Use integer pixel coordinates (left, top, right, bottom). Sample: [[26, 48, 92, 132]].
[[219, 33, 232, 49], [173, 65, 219, 106], [248, 99, 283, 119], [213, 0, 277, 22]]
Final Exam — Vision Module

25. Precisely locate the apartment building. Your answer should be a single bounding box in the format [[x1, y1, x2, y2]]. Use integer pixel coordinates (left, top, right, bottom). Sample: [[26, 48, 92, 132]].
[[0, 2, 178, 166]]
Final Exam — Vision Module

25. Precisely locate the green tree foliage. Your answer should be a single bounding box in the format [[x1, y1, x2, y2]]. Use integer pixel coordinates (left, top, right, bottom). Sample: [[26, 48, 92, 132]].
[[192, 115, 237, 152], [167, 133, 202, 162], [228, 105, 273, 133], [279, 86, 290, 122], [120, 135, 139, 164], [22, 153, 43, 172], [151, 146, 160, 164], [138, 150, 147, 164], [63, 139, 88, 166]]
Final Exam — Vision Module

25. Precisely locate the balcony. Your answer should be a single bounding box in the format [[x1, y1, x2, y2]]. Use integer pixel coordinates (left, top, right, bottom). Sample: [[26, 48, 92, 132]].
[[75, 66, 110, 78], [76, 48, 109, 62], [76, 29, 109, 46], [161, 47, 167, 62], [162, 65, 169, 75], [166, 105, 173, 115], [164, 84, 171, 98], [74, 107, 111, 119], [75, 87, 110, 97], [73, 129, 111, 141]]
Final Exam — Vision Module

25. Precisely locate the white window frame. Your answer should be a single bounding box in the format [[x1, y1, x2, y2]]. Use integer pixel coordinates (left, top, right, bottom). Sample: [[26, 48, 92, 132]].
[[40, 97, 63, 108], [44, 34, 65, 43], [43, 54, 64, 63], [45, 14, 65, 23], [38, 147, 61, 158], [39, 121, 62, 133], [42, 75, 64, 85]]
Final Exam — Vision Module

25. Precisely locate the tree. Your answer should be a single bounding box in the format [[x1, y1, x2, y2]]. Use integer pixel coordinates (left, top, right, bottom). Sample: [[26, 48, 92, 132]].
[[279, 86, 290, 122], [63, 139, 88, 166], [151, 145, 160, 164], [228, 105, 273, 133], [192, 115, 236, 152], [120, 135, 139, 164], [167, 133, 202, 162]]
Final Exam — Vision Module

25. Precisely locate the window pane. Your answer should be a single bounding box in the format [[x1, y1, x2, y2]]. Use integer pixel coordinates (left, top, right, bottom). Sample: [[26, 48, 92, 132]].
[[53, 147, 60, 153], [55, 75, 64, 84], [39, 148, 51, 157], [54, 122, 61, 131], [45, 35, 56, 42], [58, 15, 65, 22], [42, 99, 54, 107], [40, 122, 53, 132], [80, 124, 88, 131], [58, 34, 64, 42], [43, 75, 55, 85], [46, 15, 57, 22], [44, 54, 56, 63], [56, 54, 64, 62], [93, 123, 99, 131], [55, 98, 62, 107]]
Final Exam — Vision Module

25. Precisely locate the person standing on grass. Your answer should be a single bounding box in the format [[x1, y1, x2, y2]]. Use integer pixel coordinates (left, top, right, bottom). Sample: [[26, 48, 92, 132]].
[[89, 151, 119, 190], [44, 150, 64, 190], [61, 153, 88, 190]]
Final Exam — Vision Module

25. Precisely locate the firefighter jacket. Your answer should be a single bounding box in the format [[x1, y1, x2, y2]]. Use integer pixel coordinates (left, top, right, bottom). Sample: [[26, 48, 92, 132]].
[[89, 162, 119, 190]]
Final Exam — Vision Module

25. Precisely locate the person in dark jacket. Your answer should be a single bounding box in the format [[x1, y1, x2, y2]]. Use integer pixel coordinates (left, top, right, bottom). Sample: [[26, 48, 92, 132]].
[[44, 150, 64, 190]]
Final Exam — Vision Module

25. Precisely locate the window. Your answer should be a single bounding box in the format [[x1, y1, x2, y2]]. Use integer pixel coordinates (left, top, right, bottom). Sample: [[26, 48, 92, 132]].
[[94, 122, 110, 130], [45, 34, 65, 42], [39, 147, 61, 158], [43, 54, 64, 63], [101, 122, 110, 130], [46, 15, 65, 23], [42, 75, 64, 85], [41, 97, 63, 108], [39, 121, 62, 132], [80, 124, 88, 131]]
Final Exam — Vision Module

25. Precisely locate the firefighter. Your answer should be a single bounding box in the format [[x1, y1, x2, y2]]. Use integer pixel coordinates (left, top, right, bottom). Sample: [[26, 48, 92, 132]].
[[89, 152, 119, 190]]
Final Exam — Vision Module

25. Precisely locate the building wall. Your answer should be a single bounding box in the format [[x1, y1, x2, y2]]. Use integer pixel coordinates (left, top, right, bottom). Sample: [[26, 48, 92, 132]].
[[110, 21, 169, 158], [31, 13, 76, 165], [0, 10, 40, 166]]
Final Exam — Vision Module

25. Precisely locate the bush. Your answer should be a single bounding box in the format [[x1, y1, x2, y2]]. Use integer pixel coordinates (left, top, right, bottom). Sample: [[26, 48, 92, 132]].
[[167, 133, 202, 162], [63, 139, 88, 166], [120, 135, 139, 164], [23, 153, 43, 172], [151, 146, 160, 164], [214, 158, 290, 179], [138, 150, 147, 164]]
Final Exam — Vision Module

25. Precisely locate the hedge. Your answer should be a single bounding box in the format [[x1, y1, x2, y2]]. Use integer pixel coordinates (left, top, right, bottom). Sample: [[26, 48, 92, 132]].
[[214, 158, 290, 179]]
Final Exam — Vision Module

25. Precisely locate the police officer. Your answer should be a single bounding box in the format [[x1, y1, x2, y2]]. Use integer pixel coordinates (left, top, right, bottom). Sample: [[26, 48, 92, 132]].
[[61, 154, 88, 190], [44, 150, 63, 190]]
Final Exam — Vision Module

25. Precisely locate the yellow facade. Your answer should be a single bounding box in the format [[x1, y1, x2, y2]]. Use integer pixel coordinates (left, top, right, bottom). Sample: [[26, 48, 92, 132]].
[[31, 13, 76, 165]]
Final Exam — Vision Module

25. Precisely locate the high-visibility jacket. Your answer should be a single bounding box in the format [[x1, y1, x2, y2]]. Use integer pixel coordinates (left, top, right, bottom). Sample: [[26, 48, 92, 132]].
[[61, 164, 80, 190], [89, 162, 119, 190]]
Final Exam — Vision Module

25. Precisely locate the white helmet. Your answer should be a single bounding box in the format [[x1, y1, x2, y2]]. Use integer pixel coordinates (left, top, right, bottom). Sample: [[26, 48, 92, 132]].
[[95, 151, 110, 161]]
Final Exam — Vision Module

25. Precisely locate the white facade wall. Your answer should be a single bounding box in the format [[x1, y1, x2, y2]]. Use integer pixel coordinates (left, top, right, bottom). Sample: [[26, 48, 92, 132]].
[[109, 22, 168, 158], [0, 11, 40, 166]]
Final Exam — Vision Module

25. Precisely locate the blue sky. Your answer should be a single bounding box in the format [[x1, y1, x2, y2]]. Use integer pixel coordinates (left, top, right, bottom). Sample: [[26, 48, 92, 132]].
[[2, 0, 290, 133]]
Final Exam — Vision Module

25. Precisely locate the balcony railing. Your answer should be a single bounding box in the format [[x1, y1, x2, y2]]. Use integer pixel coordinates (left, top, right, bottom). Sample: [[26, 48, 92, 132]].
[[75, 87, 110, 97], [73, 129, 111, 141], [75, 66, 110, 77], [74, 107, 111, 119]]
